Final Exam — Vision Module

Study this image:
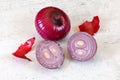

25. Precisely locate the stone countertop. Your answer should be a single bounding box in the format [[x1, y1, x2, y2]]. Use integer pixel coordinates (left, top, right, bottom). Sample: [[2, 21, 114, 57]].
[[0, 0, 120, 80]]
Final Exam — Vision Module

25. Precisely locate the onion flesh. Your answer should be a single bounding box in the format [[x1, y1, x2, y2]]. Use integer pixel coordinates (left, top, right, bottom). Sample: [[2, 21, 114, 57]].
[[67, 32, 97, 61], [36, 40, 64, 69]]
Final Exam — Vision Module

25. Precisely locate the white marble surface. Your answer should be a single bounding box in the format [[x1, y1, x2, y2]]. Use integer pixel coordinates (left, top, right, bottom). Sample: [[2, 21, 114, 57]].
[[0, 0, 120, 80]]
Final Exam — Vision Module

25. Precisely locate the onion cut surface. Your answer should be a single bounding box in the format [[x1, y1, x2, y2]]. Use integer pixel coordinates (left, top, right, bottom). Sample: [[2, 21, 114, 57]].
[[67, 32, 97, 61], [36, 40, 64, 69]]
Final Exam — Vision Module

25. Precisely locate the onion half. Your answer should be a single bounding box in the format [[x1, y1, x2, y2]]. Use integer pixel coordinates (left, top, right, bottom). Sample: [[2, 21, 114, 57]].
[[36, 40, 64, 69], [67, 32, 97, 61]]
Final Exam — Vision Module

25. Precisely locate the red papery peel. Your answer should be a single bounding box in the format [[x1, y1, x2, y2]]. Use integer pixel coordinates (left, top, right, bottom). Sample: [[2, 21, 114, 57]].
[[79, 16, 100, 35], [12, 37, 35, 61]]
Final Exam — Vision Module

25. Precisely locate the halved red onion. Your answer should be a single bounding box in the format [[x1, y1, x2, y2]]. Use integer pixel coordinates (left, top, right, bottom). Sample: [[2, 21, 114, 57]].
[[67, 32, 97, 61], [36, 40, 64, 69], [35, 6, 71, 40]]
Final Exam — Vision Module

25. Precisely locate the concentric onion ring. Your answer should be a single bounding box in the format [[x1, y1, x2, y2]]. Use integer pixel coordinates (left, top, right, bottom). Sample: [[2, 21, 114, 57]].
[[36, 40, 64, 69], [67, 32, 97, 61]]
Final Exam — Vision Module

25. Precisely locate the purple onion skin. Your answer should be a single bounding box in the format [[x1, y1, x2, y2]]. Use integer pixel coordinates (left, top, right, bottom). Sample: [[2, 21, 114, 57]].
[[67, 32, 97, 61], [36, 40, 64, 69], [35, 6, 71, 41]]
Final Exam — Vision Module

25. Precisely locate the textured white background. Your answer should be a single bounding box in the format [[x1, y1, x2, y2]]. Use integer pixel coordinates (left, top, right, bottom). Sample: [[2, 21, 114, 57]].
[[0, 0, 120, 80]]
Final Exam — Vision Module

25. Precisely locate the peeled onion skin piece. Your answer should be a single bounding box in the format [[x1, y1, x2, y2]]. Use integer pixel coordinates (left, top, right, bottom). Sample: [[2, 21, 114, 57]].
[[67, 32, 97, 61], [79, 16, 100, 35], [35, 6, 71, 41], [12, 37, 35, 61], [36, 40, 64, 69]]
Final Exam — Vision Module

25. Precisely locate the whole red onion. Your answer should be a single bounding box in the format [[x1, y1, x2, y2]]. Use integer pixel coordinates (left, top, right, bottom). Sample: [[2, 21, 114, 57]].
[[35, 6, 71, 40], [67, 32, 97, 61], [36, 40, 64, 69]]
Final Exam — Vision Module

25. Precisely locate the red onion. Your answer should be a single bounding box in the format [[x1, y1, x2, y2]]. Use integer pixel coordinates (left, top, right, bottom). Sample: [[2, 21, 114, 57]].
[[36, 40, 64, 69], [67, 32, 97, 61], [35, 6, 71, 40]]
